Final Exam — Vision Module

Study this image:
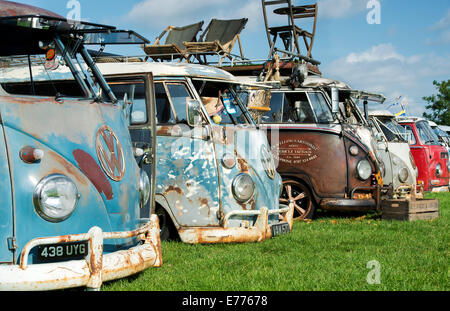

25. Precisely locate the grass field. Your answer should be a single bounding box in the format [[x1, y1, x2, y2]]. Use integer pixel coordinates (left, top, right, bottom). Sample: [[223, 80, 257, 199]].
[[102, 193, 449, 291]]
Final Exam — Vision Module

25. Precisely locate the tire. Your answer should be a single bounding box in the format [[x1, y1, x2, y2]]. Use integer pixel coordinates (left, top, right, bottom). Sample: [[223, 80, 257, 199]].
[[155, 206, 177, 241], [280, 179, 316, 220]]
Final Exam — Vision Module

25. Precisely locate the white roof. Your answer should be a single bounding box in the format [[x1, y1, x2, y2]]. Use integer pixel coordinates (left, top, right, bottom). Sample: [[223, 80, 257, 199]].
[[396, 116, 426, 123], [96, 62, 236, 81], [439, 125, 450, 132], [0, 61, 237, 83], [369, 110, 395, 117], [302, 76, 352, 89]]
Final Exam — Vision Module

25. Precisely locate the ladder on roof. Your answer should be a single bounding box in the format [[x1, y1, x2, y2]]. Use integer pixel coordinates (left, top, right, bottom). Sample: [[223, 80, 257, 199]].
[[261, 0, 318, 59]]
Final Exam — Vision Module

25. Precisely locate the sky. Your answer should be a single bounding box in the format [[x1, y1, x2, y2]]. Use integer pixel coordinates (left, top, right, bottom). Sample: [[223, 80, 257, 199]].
[[15, 0, 450, 117]]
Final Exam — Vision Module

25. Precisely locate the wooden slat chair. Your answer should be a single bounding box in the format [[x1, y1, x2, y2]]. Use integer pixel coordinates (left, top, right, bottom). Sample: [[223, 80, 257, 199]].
[[261, 0, 318, 58], [183, 18, 248, 65], [142, 21, 204, 62]]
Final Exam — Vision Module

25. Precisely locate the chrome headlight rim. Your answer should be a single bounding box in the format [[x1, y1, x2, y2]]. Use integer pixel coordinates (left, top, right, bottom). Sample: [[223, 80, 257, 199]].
[[398, 167, 409, 183], [357, 159, 372, 181], [33, 174, 79, 223], [139, 170, 151, 207], [232, 173, 255, 203]]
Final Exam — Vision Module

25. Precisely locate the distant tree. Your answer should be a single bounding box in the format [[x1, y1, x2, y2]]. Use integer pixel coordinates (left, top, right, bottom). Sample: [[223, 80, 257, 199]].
[[422, 80, 450, 126]]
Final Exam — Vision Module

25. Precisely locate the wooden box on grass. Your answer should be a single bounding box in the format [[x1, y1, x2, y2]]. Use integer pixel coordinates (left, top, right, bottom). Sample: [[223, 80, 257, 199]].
[[381, 199, 439, 221]]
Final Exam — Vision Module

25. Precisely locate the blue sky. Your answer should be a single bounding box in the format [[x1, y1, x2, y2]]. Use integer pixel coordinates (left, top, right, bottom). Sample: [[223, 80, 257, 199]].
[[17, 0, 450, 117]]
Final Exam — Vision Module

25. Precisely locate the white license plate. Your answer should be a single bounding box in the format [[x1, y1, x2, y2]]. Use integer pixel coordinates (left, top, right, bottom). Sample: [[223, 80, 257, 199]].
[[37, 241, 88, 262], [271, 222, 290, 237]]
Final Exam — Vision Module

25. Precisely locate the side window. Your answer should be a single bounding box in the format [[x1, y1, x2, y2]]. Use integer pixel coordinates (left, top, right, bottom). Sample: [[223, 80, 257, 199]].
[[109, 81, 147, 125], [284, 92, 315, 123], [166, 83, 192, 124], [262, 92, 284, 123], [155, 82, 175, 125], [403, 125, 417, 145]]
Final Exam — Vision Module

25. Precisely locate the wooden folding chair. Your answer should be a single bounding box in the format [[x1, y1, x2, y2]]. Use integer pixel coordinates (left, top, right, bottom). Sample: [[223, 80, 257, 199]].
[[142, 21, 204, 62], [183, 18, 248, 65]]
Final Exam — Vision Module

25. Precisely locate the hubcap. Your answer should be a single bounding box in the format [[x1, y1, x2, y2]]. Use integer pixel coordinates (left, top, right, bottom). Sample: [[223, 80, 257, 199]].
[[280, 181, 312, 220]]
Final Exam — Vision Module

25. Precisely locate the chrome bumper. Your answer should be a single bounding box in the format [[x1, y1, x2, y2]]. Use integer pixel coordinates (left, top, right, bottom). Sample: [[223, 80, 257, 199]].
[[178, 204, 294, 244], [0, 215, 162, 291]]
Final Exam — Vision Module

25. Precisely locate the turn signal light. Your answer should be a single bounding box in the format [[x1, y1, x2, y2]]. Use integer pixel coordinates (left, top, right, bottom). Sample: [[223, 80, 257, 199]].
[[20, 146, 44, 163]]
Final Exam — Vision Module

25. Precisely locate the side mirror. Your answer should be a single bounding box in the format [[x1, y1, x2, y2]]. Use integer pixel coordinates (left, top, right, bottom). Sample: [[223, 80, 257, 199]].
[[187, 99, 204, 126], [331, 87, 340, 114]]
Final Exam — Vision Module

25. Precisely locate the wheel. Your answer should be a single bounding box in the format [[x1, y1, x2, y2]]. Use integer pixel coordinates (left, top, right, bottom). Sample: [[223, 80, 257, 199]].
[[280, 180, 315, 220], [155, 206, 177, 241]]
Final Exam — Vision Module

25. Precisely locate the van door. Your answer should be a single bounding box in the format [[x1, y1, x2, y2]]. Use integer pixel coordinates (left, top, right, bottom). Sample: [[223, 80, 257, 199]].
[[107, 75, 156, 218], [155, 80, 221, 227], [0, 115, 14, 263], [404, 124, 429, 189]]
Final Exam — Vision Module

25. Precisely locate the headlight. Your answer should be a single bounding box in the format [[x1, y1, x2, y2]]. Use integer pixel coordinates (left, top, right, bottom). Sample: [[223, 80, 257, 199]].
[[398, 167, 409, 183], [435, 163, 442, 177], [232, 173, 255, 203], [139, 170, 151, 206], [357, 160, 372, 181], [33, 174, 79, 222]]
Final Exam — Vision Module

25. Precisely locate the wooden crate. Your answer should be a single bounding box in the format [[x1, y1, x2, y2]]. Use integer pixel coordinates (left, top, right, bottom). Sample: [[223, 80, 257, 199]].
[[381, 198, 439, 221]]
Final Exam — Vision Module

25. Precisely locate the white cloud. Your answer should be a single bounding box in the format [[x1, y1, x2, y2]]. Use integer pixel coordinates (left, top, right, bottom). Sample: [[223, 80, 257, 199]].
[[426, 9, 450, 45], [429, 9, 450, 31], [324, 43, 450, 116]]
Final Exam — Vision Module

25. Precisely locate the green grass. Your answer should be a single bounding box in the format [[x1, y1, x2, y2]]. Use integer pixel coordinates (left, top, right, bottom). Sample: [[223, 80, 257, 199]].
[[102, 193, 449, 291]]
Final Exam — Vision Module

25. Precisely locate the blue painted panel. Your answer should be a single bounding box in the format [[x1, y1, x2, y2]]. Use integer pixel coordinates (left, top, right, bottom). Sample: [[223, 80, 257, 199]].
[[0, 121, 13, 262], [156, 133, 221, 227], [0, 96, 142, 263]]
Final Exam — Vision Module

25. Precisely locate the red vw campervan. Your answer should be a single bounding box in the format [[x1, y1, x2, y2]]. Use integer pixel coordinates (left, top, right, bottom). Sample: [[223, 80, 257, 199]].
[[397, 117, 449, 192]]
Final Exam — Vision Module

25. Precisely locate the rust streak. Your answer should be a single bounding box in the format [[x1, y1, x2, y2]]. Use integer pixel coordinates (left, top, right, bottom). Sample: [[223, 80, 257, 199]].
[[198, 198, 211, 217], [47, 150, 88, 186]]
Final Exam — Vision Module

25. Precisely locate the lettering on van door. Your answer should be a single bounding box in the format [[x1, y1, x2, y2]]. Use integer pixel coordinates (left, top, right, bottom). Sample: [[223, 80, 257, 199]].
[[272, 139, 319, 164]]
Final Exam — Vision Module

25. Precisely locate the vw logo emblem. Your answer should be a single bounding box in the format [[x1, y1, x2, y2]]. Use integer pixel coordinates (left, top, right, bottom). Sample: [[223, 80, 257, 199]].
[[95, 125, 126, 181]]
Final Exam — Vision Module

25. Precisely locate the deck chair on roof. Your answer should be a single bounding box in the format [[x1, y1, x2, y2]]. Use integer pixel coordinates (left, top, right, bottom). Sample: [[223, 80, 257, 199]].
[[183, 18, 248, 65], [142, 21, 204, 62]]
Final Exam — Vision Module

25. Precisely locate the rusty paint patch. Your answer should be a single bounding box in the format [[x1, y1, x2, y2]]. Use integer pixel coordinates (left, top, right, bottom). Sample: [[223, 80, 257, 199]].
[[0, 95, 58, 105], [0, 1, 64, 18], [73, 149, 113, 200], [237, 158, 249, 173], [163, 185, 184, 196], [198, 198, 211, 216], [47, 150, 88, 186]]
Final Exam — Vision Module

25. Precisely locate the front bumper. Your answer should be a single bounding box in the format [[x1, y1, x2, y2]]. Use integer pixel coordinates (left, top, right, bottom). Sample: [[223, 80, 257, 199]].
[[320, 185, 382, 211], [178, 204, 294, 244], [0, 215, 162, 291]]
